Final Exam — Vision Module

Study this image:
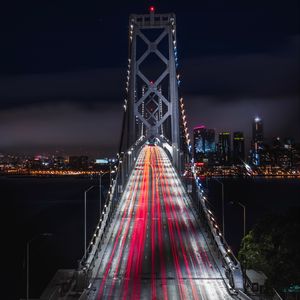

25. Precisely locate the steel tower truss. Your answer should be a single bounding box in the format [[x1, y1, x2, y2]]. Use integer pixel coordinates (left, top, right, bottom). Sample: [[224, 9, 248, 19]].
[[125, 10, 181, 168]]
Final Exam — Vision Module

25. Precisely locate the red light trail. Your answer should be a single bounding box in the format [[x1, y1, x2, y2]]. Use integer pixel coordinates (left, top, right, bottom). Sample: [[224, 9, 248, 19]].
[[90, 146, 234, 300]]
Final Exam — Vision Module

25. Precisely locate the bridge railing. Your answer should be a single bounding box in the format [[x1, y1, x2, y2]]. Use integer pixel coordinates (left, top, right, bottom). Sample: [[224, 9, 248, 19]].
[[75, 171, 118, 284], [187, 174, 244, 292], [73, 136, 147, 292]]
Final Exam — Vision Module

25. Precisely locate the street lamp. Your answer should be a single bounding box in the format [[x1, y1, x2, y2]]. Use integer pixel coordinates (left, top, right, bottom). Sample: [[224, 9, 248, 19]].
[[230, 200, 247, 289], [99, 171, 109, 216], [99, 170, 116, 216], [127, 150, 132, 176], [84, 185, 97, 260], [26, 233, 52, 300], [209, 178, 225, 239]]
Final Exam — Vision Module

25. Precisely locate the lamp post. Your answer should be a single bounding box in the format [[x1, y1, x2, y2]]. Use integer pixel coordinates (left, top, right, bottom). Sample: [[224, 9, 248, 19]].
[[84, 185, 96, 260], [127, 151, 132, 177], [209, 177, 225, 239], [26, 233, 52, 300], [99, 170, 116, 215], [230, 200, 247, 289], [109, 163, 112, 186], [99, 171, 109, 217]]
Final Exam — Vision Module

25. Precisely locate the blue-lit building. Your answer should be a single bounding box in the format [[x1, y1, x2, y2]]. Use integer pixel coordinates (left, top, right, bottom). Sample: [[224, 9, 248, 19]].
[[218, 132, 231, 165], [193, 126, 216, 165], [251, 117, 264, 166]]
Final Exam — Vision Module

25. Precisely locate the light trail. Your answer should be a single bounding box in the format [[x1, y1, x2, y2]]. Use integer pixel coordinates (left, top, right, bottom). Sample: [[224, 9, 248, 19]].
[[90, 145, 235, 300], [150, 148, 157, 300], [157, 146, 199, 300], [157, 148, 188, 300], [96, 149, 147, 299]]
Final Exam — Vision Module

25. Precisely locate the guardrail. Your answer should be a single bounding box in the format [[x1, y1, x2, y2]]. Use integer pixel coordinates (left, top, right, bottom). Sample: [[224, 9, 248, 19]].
[[73, 172, 119, 292], [189, 175, 244, 292], [72, 137, 147, 293]]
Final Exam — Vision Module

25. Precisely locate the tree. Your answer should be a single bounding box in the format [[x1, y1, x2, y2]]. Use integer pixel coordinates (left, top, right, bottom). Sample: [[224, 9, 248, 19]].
[[238, 208, 300, 293]]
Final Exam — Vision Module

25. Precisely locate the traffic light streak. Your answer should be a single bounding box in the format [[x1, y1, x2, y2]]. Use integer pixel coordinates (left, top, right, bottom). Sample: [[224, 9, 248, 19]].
[[94, 146, 231, 299], [156, 147, 199, 300], [122, 148, 150, 299], [96, 150, 146, 299]]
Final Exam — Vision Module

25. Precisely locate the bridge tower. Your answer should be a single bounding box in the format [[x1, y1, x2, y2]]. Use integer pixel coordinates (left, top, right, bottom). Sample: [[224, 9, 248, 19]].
[[120, 7, 183, 170]]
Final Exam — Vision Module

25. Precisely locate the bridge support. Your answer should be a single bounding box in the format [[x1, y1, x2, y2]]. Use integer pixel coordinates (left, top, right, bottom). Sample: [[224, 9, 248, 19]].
[[123, 10, 181, 171]]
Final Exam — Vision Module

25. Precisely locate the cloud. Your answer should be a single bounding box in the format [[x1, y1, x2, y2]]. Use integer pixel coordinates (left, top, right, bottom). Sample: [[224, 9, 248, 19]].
[[1, 35, 299, 111], [0, 102, 123, 155], [181, 35, 300, 98], [0, 68, 125, 109], [0, 34, 299, 154]]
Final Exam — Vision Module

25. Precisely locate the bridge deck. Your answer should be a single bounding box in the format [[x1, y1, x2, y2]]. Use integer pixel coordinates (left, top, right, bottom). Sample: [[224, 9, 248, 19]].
[[88, 145, 234, 300]]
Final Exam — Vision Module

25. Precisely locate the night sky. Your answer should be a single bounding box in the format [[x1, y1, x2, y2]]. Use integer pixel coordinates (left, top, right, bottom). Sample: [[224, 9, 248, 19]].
[[1, 0, 299, 157]]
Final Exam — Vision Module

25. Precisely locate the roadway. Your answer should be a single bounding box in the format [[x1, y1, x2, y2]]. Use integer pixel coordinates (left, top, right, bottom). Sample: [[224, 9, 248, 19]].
[[88, 145, 235, 300]]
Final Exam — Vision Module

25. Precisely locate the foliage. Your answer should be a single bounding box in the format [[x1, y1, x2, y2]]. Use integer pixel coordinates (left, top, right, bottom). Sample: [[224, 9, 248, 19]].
[[238, 208, 300, 292]]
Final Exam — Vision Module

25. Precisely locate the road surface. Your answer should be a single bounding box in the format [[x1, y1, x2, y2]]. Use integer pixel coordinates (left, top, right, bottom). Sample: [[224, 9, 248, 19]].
[[88, 145, 234, 300]]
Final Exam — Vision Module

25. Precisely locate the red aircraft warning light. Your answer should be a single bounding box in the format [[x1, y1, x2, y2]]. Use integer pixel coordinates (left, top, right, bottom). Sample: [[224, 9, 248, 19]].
[[149, 6, 155, 13]]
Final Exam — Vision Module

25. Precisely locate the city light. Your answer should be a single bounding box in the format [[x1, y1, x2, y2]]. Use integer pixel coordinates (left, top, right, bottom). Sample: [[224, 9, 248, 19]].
[[5, 6, 299, 299]]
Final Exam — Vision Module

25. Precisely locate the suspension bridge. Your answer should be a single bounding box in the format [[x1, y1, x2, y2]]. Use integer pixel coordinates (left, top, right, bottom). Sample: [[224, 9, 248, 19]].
[[41, 7, 248, 300]]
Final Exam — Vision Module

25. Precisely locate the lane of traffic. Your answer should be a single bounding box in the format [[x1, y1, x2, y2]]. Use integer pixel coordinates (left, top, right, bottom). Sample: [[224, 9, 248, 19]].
[[90, 145, 233, 300]]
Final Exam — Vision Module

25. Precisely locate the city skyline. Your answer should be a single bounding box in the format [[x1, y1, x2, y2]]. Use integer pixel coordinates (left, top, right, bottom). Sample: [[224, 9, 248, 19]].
[[3, 5, 300, 299], [1, 1, 299, 156], [0, 113, 299, 158]]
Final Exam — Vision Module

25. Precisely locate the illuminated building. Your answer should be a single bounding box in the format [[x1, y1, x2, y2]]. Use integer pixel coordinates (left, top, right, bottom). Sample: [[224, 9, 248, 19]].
[[284, 137, 295, 150], [218, 132, 231, 165], [251, 117, 264, 166], [193, 125, 216, 165], [53, 156, 66, 169], [270, 137, 296, 168], [233, 132, 245, 164], [272, 136, 281, 149], [69, 156, 89, 170], [292, 143, 300, 168], [253, 117, 263, 144], [284, 137, 297, 167]]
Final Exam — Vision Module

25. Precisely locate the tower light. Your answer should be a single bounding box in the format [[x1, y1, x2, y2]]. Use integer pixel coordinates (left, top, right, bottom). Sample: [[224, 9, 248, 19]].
[[149, 6, 155, 13]]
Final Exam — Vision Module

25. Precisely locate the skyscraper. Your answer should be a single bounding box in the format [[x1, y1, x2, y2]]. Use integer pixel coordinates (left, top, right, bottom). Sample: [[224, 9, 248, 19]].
[[252, 117, 263, 146], [193, 126, 216, 164], [233, 132, 245, 164], [218, 132, 231, 165], [194, 126, 205, 159], [252, 117, 264, 165]]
